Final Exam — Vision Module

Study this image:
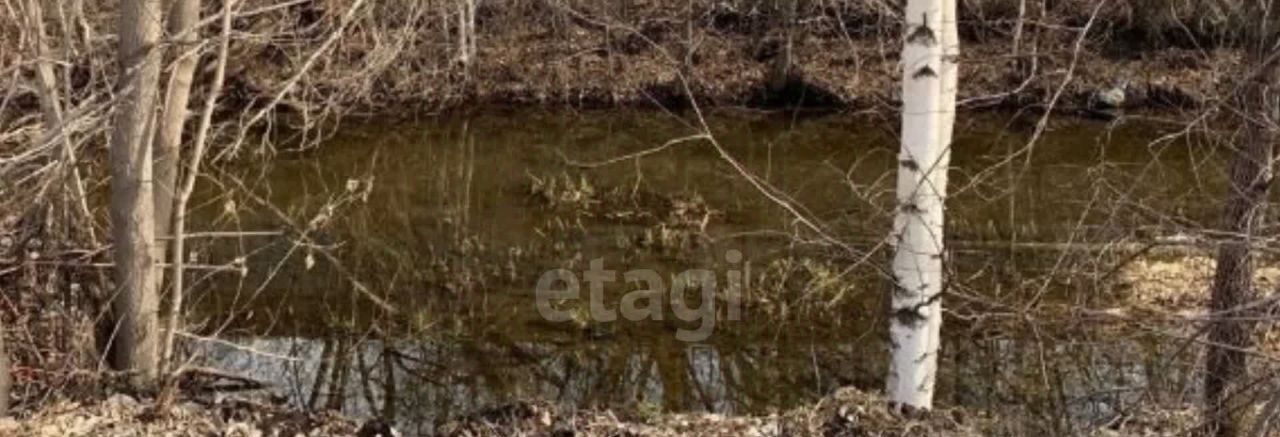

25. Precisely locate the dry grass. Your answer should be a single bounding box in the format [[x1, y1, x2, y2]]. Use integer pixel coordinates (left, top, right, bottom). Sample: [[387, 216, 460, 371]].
[[0, 0, 1265, 432], [1117, 254, 1280, 312], [0, 393, 357, 437], [0, 0, 1248, 119], [439, 386, 990, 436]]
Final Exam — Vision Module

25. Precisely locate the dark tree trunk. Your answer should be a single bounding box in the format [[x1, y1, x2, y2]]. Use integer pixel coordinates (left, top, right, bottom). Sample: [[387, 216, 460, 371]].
[[1204, 47, 1279, 437], [766, 0, 796, 94], [0, 326, 9, 416]]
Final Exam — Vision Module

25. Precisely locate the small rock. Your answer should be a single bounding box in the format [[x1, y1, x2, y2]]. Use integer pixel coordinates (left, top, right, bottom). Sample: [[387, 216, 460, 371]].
[[103, 394, 139, 410]]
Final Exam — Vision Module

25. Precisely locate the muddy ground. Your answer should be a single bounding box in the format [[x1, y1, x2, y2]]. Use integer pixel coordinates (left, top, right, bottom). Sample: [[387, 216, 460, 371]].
[[234, 5, 1229, 114], [0, 0, 1237, 122]]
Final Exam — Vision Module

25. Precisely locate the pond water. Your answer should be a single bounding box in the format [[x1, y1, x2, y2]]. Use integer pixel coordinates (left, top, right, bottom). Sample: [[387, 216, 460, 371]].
[[190, 109, 1224, 435]]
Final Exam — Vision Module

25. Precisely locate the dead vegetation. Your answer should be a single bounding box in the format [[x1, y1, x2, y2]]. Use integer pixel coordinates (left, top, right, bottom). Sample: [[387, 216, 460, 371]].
[[0, 0, 1272, 435], [245, 0, 1236, 111], [438, 386, 988, 436], [0, 385, 1205, 436], [0, 392, 358, 437], [0, 0, 1249, 125], [1116, 253, 1280, 313]]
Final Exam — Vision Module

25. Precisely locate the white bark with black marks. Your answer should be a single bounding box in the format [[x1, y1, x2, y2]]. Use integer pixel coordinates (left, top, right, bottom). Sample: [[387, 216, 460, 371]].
[[887, 0, 956, 411]]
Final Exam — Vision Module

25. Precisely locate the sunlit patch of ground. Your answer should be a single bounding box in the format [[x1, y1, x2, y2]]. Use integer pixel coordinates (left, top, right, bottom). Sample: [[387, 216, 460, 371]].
[[1116, 254, 1280, 313], [1116, 252, 1280, 361]]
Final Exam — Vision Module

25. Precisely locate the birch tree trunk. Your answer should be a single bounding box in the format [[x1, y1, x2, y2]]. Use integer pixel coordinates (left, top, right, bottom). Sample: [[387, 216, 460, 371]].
[[1203, 20, 1279, 437], [457, 0, 476, 73], [468, 0, 477, 63], [153, 0, 201, 290], [108, 0, 164, 387], [887, 0, 957, 411], [937, 0, 957, 222]]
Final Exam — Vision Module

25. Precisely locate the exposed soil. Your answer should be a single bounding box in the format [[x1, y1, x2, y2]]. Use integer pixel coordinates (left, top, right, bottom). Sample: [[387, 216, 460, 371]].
[[432, 31, 1230, 112], [234, 16, 1230, 115], [0, 1, 1234, 122]]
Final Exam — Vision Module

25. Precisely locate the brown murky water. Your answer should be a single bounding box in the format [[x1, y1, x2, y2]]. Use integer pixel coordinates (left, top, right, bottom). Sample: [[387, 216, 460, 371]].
[[190, 109, 1225, 435]]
